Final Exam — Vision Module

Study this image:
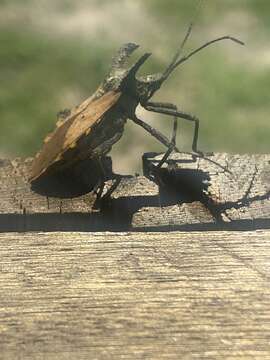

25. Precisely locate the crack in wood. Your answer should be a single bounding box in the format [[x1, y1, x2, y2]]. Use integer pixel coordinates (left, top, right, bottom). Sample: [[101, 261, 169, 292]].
[[0, 154, 269, 232]]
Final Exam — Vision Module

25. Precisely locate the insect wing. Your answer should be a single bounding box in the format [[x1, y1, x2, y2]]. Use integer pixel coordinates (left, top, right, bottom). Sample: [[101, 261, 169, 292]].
[[30, 90, 121, 182]]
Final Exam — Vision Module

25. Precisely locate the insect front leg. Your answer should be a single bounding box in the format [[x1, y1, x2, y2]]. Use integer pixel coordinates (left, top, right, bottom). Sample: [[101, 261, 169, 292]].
[[130, 116, 179, 152], [144, 101, 201, 154], [155, 115, 177, 169], [130, 115, 178, 179]]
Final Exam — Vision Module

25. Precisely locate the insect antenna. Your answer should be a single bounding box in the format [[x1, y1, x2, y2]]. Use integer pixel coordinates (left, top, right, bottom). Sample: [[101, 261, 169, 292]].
[[164, 36, 244, 80], [161, 22, 193, 82], [160, 0, 244, 83], [162, 0, 204, 82]]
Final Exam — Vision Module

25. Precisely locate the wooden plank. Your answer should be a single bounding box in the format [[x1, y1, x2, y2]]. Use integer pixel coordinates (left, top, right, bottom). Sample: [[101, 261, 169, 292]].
[[137, 152, 270, 230], [0, 230, 270, 359], [109, 175, 215, 230], [0, 157, 105, 214], [0, 154, 269, 231], [0, 157, 111, 231]]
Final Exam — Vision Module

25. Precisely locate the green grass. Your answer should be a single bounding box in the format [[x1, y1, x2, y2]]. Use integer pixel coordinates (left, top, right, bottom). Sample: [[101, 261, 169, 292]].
[[0, 28, 113, 155], [193, 53, 270, 153], [0, 0, 269, 167]]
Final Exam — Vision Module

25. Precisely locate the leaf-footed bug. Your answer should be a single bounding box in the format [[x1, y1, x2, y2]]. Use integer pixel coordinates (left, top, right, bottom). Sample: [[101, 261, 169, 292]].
[[29, 22, 244, 200]]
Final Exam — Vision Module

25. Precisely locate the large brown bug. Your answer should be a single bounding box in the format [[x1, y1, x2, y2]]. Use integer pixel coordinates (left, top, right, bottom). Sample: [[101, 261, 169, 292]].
[[29, 25, 243, 198]]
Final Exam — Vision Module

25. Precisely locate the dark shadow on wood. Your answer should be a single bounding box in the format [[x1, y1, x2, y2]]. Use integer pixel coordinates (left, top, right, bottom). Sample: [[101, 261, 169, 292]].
[[30, 157, 112, 198], [132, 219, 270, 232], [1, 154, 269, 232], [142, 152, 200, 175], [1, 213, 269, 233], [0, 213, 126, 232], [154, 167, 210, 203], [1, 191, 270, 232]]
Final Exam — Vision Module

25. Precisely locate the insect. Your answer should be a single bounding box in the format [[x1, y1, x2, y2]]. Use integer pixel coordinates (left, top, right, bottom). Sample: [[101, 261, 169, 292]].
[[29, 25, 244, 199]]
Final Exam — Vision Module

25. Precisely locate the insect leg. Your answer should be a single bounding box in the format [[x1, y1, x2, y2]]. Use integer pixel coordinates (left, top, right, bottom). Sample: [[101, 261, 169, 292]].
[[100, 175, 122, 202], [156, 115, 177, 169], [144, 101, 201, 154], [131, 115, 179, 178], [93, 158, 121, 207], [131, 114, 230, 176], [93, 158, 106, 201], [131, 116, 179, 152]]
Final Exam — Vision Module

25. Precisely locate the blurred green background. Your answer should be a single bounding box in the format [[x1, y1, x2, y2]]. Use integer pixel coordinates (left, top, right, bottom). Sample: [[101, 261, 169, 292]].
[[0, 0, 269, 173]]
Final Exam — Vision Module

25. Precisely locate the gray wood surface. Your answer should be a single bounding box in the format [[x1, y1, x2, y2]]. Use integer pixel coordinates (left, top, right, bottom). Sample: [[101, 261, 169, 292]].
[[0, 158, 106, 231], [140, 152, 270, 229], [0, 230, 270, 359], [0, 153, 269, 231]]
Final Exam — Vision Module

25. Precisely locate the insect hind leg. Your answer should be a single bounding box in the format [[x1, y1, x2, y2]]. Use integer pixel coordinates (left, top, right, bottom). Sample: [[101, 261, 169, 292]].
[[92, 161, 106, 206], [93, 158, 121, 208]]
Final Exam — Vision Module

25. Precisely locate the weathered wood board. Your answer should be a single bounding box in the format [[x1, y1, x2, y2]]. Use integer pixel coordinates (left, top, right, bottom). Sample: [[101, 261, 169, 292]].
[[0, 153, 269, 231], [0, 230, 270, 359], [0, 158, 105, 231], [108, 152, 270, 230]]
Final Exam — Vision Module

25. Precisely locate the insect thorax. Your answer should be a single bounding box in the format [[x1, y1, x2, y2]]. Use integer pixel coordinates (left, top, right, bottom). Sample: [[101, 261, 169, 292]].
[[136, 74, 163, 104]]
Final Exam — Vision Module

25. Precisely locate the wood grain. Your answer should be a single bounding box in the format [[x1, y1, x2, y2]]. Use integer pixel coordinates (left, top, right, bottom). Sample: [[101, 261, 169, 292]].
[[0, 158, 108, 231], [138, 152, 270, 229], [0, 153, 269, 231], [0, 230, 270, 359]]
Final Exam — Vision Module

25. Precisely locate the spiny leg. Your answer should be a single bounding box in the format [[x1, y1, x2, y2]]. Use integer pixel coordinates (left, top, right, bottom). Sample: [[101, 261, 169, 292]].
[[99, 174, 122, 202], [93, 158, 121, 208], [156, 115, 177, 169], [154, 103, 179, 169], [131, 114, 178, 179], [144, 101, 201, 154], [131, 113, 230, 174], [93, 158, 106, 201], [131, 116, 179, 152], [95, 115, 181, 201]]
